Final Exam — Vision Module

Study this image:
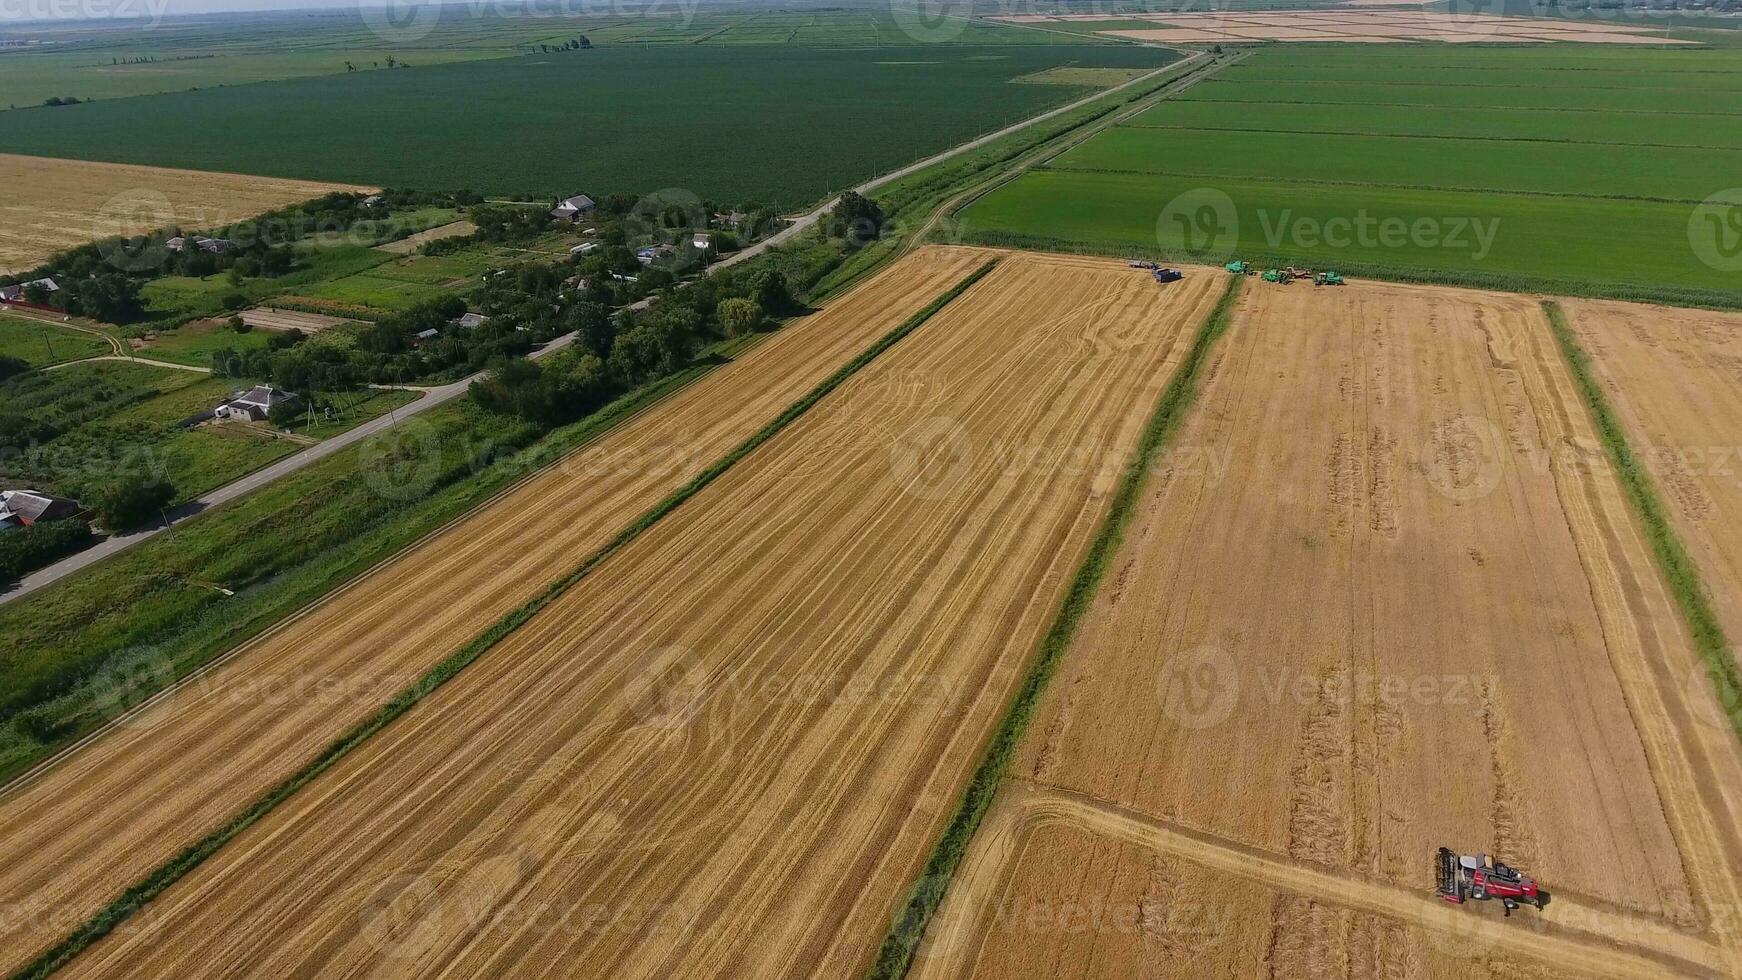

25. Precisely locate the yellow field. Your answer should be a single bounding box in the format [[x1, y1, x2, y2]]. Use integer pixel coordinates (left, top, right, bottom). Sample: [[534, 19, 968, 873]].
[[914, 281, 1742, 979], [0, 245, 994, 974], [56, 253, 1227, 978], [0, 153, 365, 274]]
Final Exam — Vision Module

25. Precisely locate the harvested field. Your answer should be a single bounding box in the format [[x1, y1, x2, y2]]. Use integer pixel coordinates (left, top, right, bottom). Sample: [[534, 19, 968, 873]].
[[374, 220, 478, 255], [0, 244, 997, 975], [1017, 10, 1698, 43], [0, 153, 365, 275], [236, 306, 352, 332], [914, 280, 1742, 978], [56, 253, 1228, 979], [1560, 299, 1742, 680]]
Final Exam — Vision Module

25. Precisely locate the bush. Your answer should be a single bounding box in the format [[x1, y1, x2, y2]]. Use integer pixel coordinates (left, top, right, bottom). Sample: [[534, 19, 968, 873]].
[[0, 518, 94, 583], [228, 315, 252, 334], [221, 292, 249, 311], [718, 297, 763, 337], [91, 473, 175, 531], [0, 355, 30, 383]]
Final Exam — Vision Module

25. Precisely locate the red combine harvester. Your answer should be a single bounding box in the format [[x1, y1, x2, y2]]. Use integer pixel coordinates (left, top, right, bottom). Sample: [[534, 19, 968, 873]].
[[1436, 848, 1542, 916]]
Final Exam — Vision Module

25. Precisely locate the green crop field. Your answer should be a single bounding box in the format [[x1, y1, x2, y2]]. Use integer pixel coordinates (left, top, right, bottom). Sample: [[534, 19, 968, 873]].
[[960, 43, 1742, 303], [0, 44, 1177, 208], [0, 6, 1088, 111], [1051, 127, 1731, 203], [1126, 101, 1742, 150]]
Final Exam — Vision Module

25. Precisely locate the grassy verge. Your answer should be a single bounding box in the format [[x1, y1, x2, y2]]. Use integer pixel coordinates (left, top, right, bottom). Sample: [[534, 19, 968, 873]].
[[868, 274, 1244, 979], [1542, 300, 1742, 740], [9, 258, 998, 980]]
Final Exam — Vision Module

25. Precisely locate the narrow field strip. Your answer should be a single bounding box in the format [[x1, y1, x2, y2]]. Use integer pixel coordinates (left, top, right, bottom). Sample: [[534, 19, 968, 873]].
[[868, 275, 1243, 980], [1119, 122, 1741, 152], [0, 250, 1000, 980], [1544, 301, 1742, 743], [46, 253, 1222, 980], [1179, 94, 1742, 117]]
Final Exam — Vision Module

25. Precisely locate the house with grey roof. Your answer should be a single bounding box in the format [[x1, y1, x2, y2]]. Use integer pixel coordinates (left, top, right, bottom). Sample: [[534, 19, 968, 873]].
[[215, 385, 302, 423], [550, 194, 596, 221], [0, 489, 82, 528]]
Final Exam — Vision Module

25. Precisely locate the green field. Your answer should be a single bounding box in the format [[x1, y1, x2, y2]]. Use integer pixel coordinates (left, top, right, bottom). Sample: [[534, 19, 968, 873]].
[[0, 7, 1089, 111], [134, 320, 274, 367], [0, 44, 1178, 207], [0, 317, 111, 367], [1127, 101, 1742, 150], [1051, 126, 1731, 203], [1185, 76, 1739, 113], [961, 44, 1742, 302]]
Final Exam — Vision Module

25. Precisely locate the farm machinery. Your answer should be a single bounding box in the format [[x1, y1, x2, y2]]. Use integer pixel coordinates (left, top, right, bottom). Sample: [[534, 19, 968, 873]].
[[1127, 260, 1182, 284], [1224, 260, 1252, 275], [1436, 848, 1542, 916], [1314, 271, 1345, 287]]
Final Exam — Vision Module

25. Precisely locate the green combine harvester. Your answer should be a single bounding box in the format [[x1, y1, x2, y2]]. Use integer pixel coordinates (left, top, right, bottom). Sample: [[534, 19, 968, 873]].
[[1225, 260, 1251, 275], [1262, 269, 1288, 283], [1315, 271, 1345, 286]]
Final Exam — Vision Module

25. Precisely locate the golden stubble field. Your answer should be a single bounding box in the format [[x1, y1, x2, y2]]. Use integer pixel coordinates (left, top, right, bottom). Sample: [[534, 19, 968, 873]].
[[0, 245, 996, 974], [913, 281, 1742, 979], [1561, 299, 1742, 672], [0, 153, 365, 274], [56, 253, 1228, 978]]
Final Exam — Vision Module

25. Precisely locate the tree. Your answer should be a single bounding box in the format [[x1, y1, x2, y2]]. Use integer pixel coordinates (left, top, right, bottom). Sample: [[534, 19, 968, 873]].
[[718, 297, 763, 338], [268, 397, 303, 428], [91, 473, 175, 531], [569, 300, 614, 357], [228, 314, 251, 333], [750, 269, 794, 315], [829, 191, 885, 249], [0, 355, 28, 383]]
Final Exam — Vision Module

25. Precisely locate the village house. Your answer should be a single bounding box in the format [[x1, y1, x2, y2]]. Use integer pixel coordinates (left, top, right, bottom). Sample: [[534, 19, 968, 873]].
[[215, 384, 302, 422], [165, 236, 235, 254], [0, 277, 59, 303], [0, 489, 82, 530], [451, 312, 489, 329], [549, 194, 596, 221]]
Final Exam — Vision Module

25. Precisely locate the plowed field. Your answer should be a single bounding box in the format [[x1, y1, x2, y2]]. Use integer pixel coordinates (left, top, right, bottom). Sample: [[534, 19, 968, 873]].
[[57, 254, 1226, 978], [913, 280, 1742, 979], [0, 244, 996, 974]]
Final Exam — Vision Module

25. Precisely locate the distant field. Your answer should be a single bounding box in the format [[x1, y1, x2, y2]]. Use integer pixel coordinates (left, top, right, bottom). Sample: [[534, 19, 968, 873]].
[[0, 7, 1089, 111], [0, 45, 1177, 208], [961, 44, 1742, 300], [0, 153, 364, 276]]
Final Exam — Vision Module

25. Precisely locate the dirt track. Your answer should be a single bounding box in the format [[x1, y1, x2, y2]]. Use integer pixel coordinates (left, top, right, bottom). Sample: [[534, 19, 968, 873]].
[[57, 253, 1226, 979], [914, 280, 1742, 978], [0, 245, 996, 974]]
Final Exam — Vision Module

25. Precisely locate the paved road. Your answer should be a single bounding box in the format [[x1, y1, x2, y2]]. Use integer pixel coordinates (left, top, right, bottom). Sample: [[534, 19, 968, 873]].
[[0, 59, 1190, 605]]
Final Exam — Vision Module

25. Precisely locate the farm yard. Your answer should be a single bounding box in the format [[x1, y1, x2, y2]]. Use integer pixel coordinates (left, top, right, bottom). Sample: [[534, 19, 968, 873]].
[[0, 153, 364, 276], [959, 43, 1742, 301], [0, 44, 1181, 207], [910, 279, 1742, 979], [0, 244, 997, 974], [32, 251, 1228, 980]]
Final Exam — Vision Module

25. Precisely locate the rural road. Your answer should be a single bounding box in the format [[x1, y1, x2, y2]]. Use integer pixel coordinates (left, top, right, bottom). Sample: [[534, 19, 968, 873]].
[[0, 54, 1193, 605]]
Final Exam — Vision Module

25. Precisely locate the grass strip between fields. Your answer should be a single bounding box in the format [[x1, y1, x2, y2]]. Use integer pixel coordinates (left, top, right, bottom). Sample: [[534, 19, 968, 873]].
[[10, 258, 1001, 980], [868, 273, 1245, 980], [1543, 300, 1742, 743]]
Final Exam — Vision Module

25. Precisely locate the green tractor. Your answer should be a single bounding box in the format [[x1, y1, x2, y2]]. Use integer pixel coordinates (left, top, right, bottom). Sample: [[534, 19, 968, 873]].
[[1225, 260, 1252, 275], [1314, 271, 1345, 287], [1261, 268, 1289, 283]]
